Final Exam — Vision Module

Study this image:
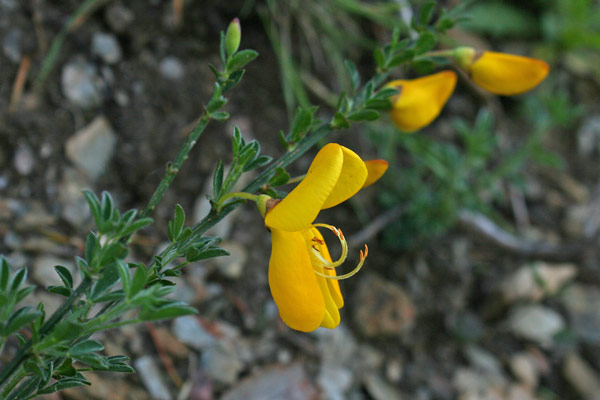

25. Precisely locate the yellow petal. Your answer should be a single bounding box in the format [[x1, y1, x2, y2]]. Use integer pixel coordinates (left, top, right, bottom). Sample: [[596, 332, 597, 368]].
[[470, 51, 549, 95], [321, 145, 368, 209], [362, 159, 388, 188], [305, 228, 344, 311], [387, 70, 457, 132], [265, 143, 343, 231], [268, 229, 324, 332]]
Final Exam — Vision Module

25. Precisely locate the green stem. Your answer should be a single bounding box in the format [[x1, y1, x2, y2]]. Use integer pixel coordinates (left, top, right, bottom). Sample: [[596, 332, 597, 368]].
[[0, 278, 92, 387], [215, 191, 260, 211], [286, 174, 306, 184], [140, 113, 211, 219], [1, 366, 25, 398]]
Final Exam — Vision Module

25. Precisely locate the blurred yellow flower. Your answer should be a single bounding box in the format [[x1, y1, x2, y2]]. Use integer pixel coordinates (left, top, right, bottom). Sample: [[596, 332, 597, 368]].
[[263, 143, 385, 332], [386, 70, 457, 133], [456, 48, 549, 95]]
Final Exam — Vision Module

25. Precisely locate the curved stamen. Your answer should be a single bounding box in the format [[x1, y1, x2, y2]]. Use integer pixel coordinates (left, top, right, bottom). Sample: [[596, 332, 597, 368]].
[[313, 244, 368, 280], [311, 223, 348, 269], [309, 223, 368, 280]]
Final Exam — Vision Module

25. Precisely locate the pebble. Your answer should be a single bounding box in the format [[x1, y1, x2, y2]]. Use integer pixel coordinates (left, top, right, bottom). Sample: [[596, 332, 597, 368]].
[[577, 115, 600, 157], [354, 273, 416, 336], [211, 241, 247, 279], [105, 3, 134, 32], [172, 316, 215, 350], [134, 356, 172, 400], [363, 372, 405, 400], [509, 353, 539, 388], [61, 56, 104, 108], [500, 262, 577, 303], [507, 305, 565, 345], [221, 364, 317, 400], [562, 353, 600, 400], [2, 28, 22, 63], [13, 143, 35, 175], [92, 32, 122, 64], [201, 341, 244, 385], [561, 284, 600, 342], [318, 366, 352, 400], [57, 167, 91, 227], [65, 116, 117, 180], [159, 57, 185, 80], [32, 256, 75, 287]]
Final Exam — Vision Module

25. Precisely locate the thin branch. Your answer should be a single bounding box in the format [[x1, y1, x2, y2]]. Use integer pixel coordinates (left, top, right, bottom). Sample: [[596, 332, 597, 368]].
[[457, 210, 585, 260], [348, 206, 404, 247]]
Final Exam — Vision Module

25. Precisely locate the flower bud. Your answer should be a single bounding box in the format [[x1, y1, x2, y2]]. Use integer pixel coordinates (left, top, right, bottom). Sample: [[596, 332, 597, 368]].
[[225, 18, 241, 58], [386, 70, 457, 132], [461, 50, 549, 95], [452, 46, 476, 70]]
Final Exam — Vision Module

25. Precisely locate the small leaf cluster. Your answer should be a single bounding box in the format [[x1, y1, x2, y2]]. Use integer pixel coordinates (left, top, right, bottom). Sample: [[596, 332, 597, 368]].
[[213, 126, 272, 205], [0, 259, 38, 345], [278, 106, 319, 151]]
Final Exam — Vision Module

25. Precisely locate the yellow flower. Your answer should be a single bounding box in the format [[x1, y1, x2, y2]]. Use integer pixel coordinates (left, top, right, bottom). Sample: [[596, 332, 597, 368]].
[[455, 47, 550, 95], [386, 70, 457, 133], [263, 143, 384, 332]]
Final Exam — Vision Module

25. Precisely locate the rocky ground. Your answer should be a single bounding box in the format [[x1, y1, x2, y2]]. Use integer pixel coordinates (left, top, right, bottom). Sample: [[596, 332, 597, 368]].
[[2, 1, 600, 399]]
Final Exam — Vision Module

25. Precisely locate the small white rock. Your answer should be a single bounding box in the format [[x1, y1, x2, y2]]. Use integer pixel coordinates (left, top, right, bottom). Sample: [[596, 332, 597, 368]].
[[507, 305, 565, 345], [92, 32, 122, 64]]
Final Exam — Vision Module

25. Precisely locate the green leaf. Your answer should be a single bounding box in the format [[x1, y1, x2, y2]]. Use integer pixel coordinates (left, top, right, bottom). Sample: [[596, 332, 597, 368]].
[[5, 307, 43, 335], [412, 59, 435, 74], [48, 286, 73, 297], [290, 107, 313, 142], [92, 289, 126, 303], [365, 98, 392, 110], [206, 96, 227, 113], [98, 242, 127, 265], [69, 339, 104, 356], [373, 48, 385, 69], [168, 204, 186, 242], [244, 155, 272, 172], [374, 87, 400, 99], [10, 267, 27, 291], [344, 60, 360, 92], [140, 302, 197, 321], [268, 167, 290, 187], [54, 265, 73, 289], [82, 190, 102, 229], [388, 49, 416, 68], [213, 160, 224, 199], [417, 1, 436, 26], [75, 257, 92, 279], [90, 263, 120, 301], [226, 49, 258, 71], [222, 69, 245, 92], [129, 265, 147, 298], [38, 376, 91, 394], [186, 247, 230, 263], [23, 359, 43, 377], [415, 31, 437, 55], [120, 209, 138, 229], [100, 191, 115, 229], [347, 109, 380, 122], [85, 232, 98, 264], [210, 111, 230, 121], [15, 285, 35, 303], [1, 257, 10, 290], [332, 112, 350, 130], [119, 217, 153, 238], [115, 261, 130, 298]]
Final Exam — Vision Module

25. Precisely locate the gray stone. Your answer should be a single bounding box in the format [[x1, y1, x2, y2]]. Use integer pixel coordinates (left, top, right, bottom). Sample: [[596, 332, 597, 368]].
[[201, 341, 244, 385], [65, 116, 117, 180], [172, 316, 215, 350], [105, 3, 134, 32], [92, 32, 122, 64], [577, 115, 600, 157], [159, 57, 185, 80], [2, 29, 22, 63], [363, 372, 404, 400], [57, 168, 91, 227], [32, 256, 75, 287], [509, 353, 539, 388], [13, 143, 34, 175], [211, 241, 247, 279], [61, 57, 104, 108], [354, 273, 416, 336], [221, 364, 317, 400], [500, 262, 577, 303], [134, 355, 172, 400], [507, 305, 565, 345], [561, 284, 600, 342], [563, 353, 600, 400]]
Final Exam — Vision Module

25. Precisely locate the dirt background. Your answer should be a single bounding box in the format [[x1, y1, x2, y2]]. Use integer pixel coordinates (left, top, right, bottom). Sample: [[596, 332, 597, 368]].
[[2, 0, 600, 399]]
